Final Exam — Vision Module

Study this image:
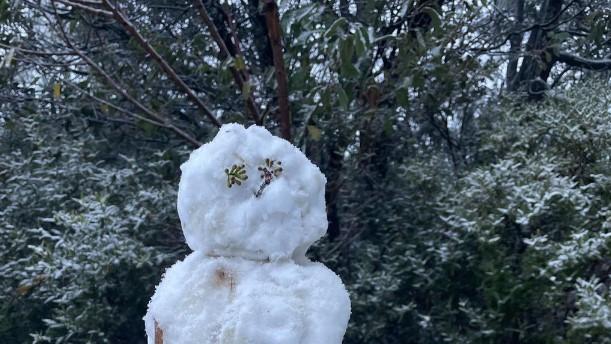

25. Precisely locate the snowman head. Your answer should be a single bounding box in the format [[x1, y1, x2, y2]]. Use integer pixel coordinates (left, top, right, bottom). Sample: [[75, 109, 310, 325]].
[[177, 123, 328, 261]]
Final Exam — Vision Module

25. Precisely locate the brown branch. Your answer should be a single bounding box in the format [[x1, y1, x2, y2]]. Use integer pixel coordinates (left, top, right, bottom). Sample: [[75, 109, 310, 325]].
[[70, 55, 202, 146], [71, 0, 103, 5], [50, 2, 202, 147], [64, 80, 165, 127], [73, 51, 202, 146], [193, 0, 261, 124], [556, 51, 611, 70], [0, 43, 80, 56], [65, 80, 203, 147], [220, 4, 252, 86], [261, 0, 291, 140], [54, 0, 112, 16], [100, 0, 221, 127], [474, 0, 580, 54]]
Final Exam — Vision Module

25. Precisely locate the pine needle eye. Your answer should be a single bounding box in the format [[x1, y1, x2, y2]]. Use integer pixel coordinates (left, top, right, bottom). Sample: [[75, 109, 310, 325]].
[[225, 164, 248, 188]]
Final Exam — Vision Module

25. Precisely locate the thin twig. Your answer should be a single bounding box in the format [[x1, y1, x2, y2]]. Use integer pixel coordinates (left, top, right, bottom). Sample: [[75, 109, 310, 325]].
[[0, 42, 80, 56], [50, 1, 202, 146], [193, 0, 261, 124], [100, 0, 221, 127], [64, 79, 166, 127], [55, 0, 112, 16]]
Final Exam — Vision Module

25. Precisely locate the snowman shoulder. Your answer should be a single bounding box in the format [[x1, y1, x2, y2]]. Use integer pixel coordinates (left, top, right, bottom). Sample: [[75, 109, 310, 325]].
[[298, 261, 351, 310]]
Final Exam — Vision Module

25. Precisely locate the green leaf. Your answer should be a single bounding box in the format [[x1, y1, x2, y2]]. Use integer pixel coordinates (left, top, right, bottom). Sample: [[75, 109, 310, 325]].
[[290, 68, 307, 89], [241, 82, 251, 100], [384, 116, 393, 136], [52, 82, 61, 99], [338, 87, 349, 110], [307, 125, 322, 141], [324, 17, 348, 38], [396, 88, 409, 108], [339, 36, 359, 78], [421, 7, 442, 32], [354, 33, 366, 56], [234, 55, 246, 71], [69, 19, 78, 33], [412, 73, 425, 88], [136, 119, 156, 135]]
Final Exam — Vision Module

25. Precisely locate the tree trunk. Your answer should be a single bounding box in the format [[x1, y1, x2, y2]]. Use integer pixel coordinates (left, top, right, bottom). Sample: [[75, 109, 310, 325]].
[[261, 0, 291, 141], [506, 0, 524, 91]]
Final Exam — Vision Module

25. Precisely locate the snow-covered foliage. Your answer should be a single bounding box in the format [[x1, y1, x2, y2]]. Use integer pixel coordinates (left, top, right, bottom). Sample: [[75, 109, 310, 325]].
[[329, 80, 611, 343], [568, 277, 611, 338], [434, 81, 611, 342], [0, 111, 187, 342], [1, 75, 608, 343], [145, 124, 350, 343]]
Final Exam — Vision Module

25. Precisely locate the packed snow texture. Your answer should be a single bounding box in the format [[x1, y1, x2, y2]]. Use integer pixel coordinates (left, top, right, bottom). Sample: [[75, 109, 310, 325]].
[[146, 124, 350, 343], [144, 252, 351, 344], [177, 123, 328, 261]]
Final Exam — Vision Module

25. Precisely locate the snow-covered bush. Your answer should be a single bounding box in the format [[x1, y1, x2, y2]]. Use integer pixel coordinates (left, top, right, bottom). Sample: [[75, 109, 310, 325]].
[[329, 79, 611, 343], [0, 110, 188, 343], [567, 277, 611, 341], [1, 77, 608, 343]]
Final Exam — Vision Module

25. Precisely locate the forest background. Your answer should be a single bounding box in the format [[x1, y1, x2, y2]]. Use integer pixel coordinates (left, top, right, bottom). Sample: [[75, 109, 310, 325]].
[[0, 0, 610, 343]]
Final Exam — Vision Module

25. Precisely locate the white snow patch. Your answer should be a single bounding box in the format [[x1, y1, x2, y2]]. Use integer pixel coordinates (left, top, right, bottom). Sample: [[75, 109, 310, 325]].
[[144, 252, 351, 344]]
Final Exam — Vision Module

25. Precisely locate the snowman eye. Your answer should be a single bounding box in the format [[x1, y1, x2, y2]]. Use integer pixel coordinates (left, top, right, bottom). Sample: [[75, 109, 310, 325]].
[[224, 164, 248, 188], [255, 159, 283, 197]]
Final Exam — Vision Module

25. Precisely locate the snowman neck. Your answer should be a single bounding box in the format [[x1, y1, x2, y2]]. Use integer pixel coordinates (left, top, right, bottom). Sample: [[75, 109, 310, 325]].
[[204, 249, 290, 263]]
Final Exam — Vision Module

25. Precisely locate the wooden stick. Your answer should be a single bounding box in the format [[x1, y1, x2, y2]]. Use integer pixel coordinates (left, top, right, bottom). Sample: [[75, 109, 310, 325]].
[[154, 320, 164, 344]]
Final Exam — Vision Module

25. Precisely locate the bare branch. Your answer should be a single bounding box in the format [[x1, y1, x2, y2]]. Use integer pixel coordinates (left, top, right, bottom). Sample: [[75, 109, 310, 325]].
[[64, 79, 164, 127], [261, 0, 291, 140], [55, 0, 112, 16], [64, 80, 204, 146], [71, 52, 202, 146], [193, 0, 261, 124], [557, 51, 611, 70], [50, 2, 202, 146], [0, 42, 80, 56], [100, 0, 221, 127]]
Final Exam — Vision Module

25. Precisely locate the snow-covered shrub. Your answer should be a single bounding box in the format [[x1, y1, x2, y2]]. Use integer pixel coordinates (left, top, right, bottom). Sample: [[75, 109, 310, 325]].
[[0, 110, 188, 343], [328, 79, 611, 343], [567, 277, 611, 342]]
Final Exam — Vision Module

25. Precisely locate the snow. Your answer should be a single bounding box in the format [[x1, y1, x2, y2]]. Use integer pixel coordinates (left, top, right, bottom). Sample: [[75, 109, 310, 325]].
[[144, 252, 351, 344], [177, 123, 328, 261], [145, 124, 350, 343]]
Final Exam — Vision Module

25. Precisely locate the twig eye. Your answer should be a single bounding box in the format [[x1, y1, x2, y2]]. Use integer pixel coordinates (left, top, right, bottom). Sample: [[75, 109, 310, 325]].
[[255, 159, 282, 197], [225, 164, 248, 188]]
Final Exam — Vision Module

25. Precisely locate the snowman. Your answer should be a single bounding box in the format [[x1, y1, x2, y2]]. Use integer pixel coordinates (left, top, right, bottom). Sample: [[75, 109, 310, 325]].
[[144, 123, 351, 344]]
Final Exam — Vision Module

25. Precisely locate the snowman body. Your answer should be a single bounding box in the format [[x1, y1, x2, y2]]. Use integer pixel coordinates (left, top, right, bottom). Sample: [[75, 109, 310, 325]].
[[144, 124, 351, 343]]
